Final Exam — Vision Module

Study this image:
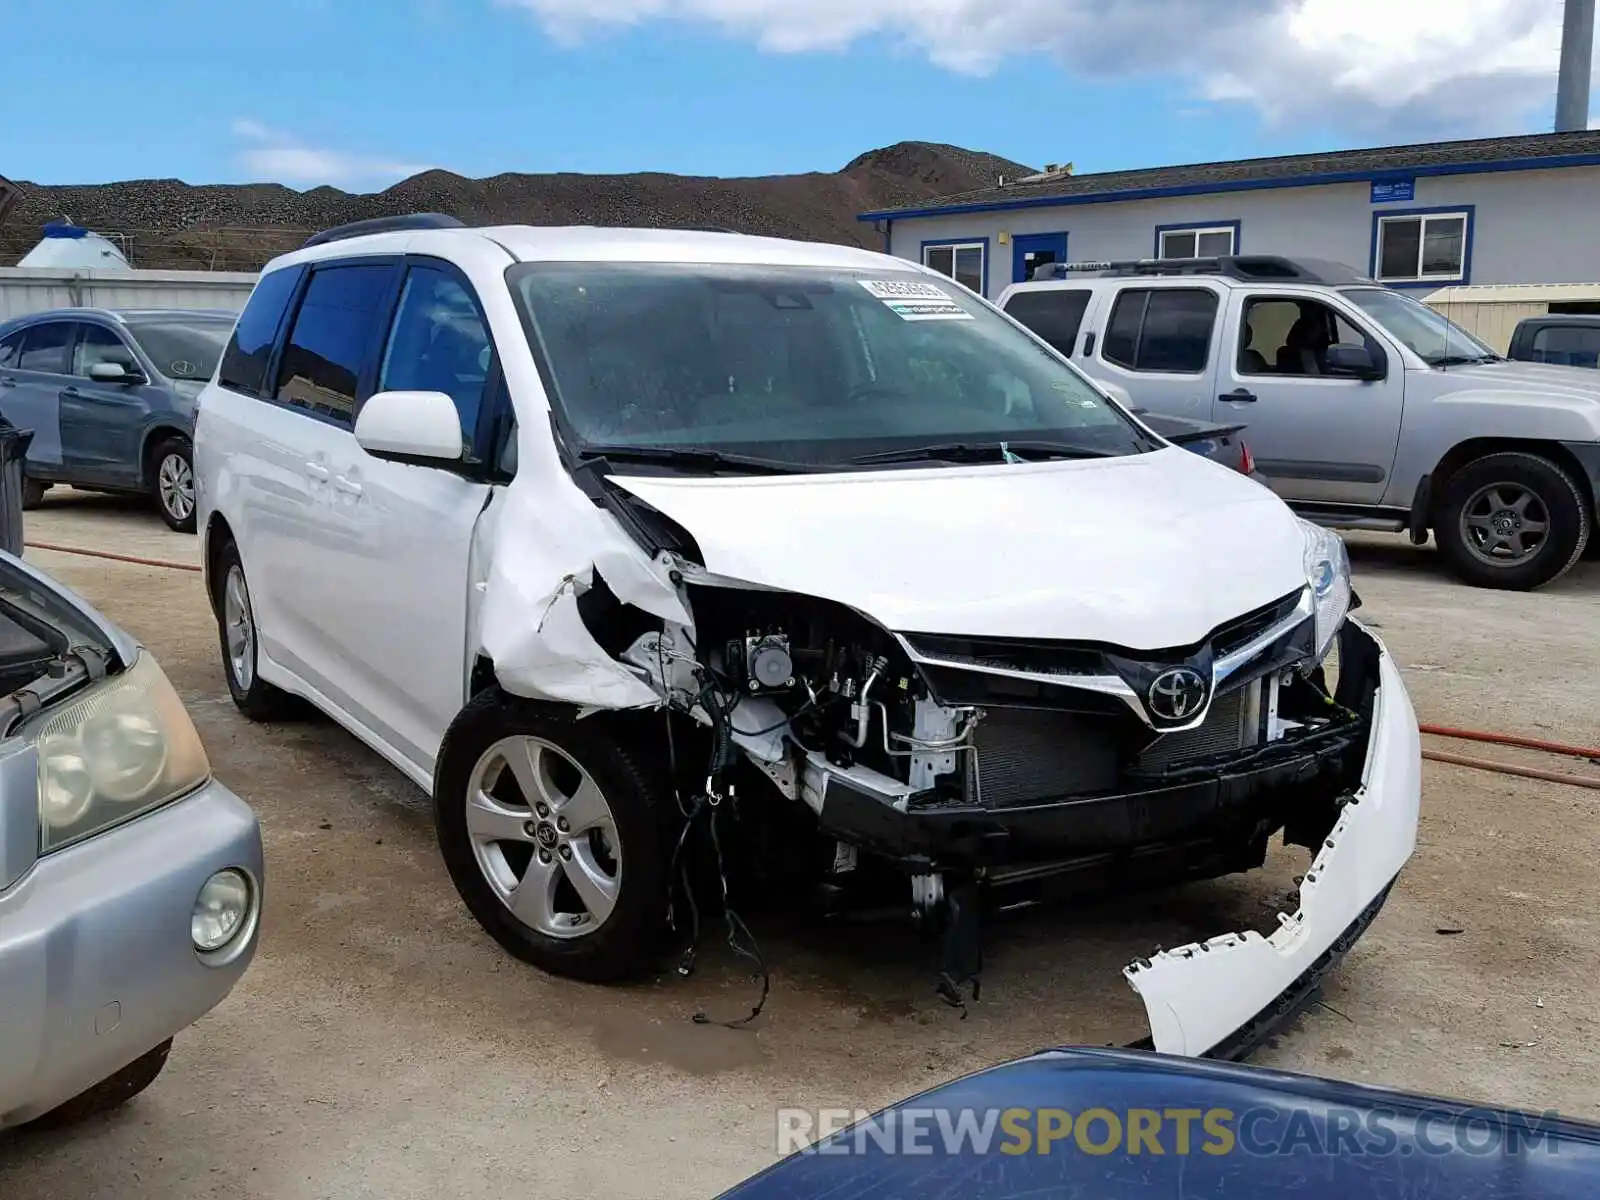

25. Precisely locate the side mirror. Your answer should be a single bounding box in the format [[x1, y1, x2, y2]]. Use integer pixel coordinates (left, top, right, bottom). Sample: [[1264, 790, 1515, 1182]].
[[353, 390, 464, 464], [1325, 343, 1383, 380], [88, 361, 144, 384]]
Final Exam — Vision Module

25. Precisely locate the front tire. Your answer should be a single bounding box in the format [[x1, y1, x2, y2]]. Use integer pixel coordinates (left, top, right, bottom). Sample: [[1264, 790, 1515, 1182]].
[[22, 1040, 172, 1130], [214, 539, 297, 721], [1434, 453, 1590, 590], [433, 691, 674, 982], [150, 435, 197, 533]]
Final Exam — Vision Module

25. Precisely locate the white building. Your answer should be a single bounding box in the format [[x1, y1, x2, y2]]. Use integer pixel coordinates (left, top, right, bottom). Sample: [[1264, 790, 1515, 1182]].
[[860, 130, 1600, 305]]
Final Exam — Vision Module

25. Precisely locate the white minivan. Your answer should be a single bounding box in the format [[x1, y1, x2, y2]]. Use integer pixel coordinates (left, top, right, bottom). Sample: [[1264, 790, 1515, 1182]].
[[195, 216, 1421, 1059]]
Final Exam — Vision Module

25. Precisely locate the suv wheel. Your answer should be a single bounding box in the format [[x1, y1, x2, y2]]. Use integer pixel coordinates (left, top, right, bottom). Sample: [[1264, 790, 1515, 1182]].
[[22, 1040, 172, 1130], [214, 539, 297, 720], [433, 691, 673, 983], [1435, 452, 1590, 590], [150, 435, 197, 533]]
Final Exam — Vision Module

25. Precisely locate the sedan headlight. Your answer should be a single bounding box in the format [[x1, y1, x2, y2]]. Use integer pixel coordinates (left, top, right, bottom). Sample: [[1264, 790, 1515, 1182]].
[[1300, 519, 1352, 659], [26, 652, 211, 853]]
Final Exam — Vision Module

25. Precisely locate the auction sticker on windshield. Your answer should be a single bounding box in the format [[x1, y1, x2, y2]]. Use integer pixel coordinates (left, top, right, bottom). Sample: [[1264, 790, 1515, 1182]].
[[858, 279, 973, 321]]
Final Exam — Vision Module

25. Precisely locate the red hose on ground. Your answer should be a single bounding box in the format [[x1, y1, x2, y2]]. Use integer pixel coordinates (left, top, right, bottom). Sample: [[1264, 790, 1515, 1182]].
[[24, 540, 203, 574], [1422, 749, 1600, 791], [1420, 723, 1599, 763]]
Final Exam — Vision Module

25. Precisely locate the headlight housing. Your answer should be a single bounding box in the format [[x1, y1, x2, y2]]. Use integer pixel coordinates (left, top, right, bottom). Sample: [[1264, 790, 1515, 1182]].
[[1300, 519, 1352, 659], [26, 651, 211, 853]]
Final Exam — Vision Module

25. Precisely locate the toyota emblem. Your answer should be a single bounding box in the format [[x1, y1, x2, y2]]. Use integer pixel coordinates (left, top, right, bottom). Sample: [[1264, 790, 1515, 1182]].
[[1148, 668, 1208, 722]]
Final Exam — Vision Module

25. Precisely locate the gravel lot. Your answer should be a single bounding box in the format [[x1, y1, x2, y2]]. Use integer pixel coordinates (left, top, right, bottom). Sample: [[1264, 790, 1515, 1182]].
[[2, 490, 1597, 1199]]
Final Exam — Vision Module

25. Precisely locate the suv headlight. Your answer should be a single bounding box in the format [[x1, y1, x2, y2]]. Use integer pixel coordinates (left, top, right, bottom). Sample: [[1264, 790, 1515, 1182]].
[[25, 651, 211, 853], [1300, 520, 1352, 659]]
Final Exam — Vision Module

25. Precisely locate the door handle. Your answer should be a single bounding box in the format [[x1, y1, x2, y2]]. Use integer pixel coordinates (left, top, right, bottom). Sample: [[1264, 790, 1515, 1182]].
[[333, 474, 363, 497], [1219, 388, 1257, 403], [61, 386, 80, 396], [1081, 332, 1097, 357], [304, 461, 331, 480], [0, 377, 16, 389]]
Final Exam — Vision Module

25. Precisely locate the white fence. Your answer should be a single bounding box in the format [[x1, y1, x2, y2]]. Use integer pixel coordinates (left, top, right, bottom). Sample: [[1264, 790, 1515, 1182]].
[[0, 267, 258, 322]]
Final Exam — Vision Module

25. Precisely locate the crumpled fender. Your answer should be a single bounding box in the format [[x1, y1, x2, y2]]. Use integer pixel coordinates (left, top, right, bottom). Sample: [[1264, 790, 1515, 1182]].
[[477, 477, 692, 708]]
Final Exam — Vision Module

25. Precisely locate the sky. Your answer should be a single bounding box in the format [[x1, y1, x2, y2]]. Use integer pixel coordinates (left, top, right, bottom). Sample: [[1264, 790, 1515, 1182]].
[[3, 0, 1591, 190]]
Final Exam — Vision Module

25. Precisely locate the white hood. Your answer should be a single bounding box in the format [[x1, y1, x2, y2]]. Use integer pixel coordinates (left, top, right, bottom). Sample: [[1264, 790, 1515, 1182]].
[[612, 447, 1310, 650]]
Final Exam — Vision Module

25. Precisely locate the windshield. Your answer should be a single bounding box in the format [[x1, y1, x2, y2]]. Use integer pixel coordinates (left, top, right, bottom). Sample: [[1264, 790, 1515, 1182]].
[[124, 316, 233, 381], [508, 262, 1154, 469], [1341, 287, 1497, 366]]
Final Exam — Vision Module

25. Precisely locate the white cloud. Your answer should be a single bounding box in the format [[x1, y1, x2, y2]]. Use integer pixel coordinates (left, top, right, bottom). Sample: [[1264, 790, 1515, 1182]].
[[499, 0, 1580, 138], [232, 119, 430, 186]]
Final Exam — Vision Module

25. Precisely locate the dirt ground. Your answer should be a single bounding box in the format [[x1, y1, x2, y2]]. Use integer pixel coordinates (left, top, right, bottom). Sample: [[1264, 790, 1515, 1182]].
[[2, 489, 1598, 1199]]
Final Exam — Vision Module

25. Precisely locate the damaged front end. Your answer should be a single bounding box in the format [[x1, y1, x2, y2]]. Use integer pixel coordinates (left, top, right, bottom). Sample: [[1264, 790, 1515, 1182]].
[[475, 464, 1419, 1060]]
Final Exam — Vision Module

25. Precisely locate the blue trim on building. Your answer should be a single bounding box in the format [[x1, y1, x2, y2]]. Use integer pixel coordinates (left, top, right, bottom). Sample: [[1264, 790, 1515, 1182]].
[[1152, 219, 1242, 257], [858, 152, 1600, 222], [1011, 232, 1068, 283], [1367, 204, 1476, 289], [921, 236, 991, 296]]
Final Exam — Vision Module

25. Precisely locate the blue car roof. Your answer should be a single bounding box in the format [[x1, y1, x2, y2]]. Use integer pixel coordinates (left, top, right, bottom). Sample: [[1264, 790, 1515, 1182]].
[[720, 1047, 1599, 1199]]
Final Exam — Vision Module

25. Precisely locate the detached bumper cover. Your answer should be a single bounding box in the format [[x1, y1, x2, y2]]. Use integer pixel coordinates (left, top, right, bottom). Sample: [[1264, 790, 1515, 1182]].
[[0, 779, 264, 1127], [1124, 624, 1421, 1057]]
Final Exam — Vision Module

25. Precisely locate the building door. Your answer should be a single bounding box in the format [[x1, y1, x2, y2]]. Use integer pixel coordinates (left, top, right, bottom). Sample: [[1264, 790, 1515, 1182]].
[[1012, 233, 1068, 284]]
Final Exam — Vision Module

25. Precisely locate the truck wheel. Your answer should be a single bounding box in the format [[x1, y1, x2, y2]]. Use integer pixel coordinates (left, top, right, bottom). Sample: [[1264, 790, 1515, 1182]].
[[1435, 453, 1590, 590], [433, 690, 673, 983], [22, 1040, 172, 1130], [150, 435, 196, 533], [214, 538, 298, 720]]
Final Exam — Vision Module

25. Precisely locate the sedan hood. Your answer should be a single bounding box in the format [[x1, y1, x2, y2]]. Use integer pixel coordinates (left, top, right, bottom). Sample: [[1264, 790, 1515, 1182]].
[[611, 447, 1310, 649]]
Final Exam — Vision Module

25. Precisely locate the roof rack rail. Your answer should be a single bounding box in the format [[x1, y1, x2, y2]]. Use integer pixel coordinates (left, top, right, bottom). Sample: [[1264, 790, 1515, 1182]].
[[302, 213, 465, 249], [1032, 255, 1374, 287]]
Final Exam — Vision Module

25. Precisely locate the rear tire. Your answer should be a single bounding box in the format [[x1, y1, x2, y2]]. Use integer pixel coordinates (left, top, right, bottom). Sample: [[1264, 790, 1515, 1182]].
[[150, 435, 196, 533], [1434, 453, 1589, 590], [22, 1040, 172, 1130], [433, 691, 674, 983], [214, 538, 297, 721], [20, 477, 47, 510]]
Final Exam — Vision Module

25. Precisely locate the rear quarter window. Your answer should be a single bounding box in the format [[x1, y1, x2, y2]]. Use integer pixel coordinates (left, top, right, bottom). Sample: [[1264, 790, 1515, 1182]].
[[1003, 289, 1091, 355], [219, 264, 306, 396]]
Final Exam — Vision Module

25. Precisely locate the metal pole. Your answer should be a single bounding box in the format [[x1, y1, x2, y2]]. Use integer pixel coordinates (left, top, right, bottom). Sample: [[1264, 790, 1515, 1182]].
[[1556, 0, 1596, 132]]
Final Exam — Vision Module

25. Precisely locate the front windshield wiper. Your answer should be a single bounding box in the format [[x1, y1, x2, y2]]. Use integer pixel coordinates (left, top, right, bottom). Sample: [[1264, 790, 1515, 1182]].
[[849, 440, 1119, 466], [574, 444, 812, 475], [1429, 353, 1501, 367]]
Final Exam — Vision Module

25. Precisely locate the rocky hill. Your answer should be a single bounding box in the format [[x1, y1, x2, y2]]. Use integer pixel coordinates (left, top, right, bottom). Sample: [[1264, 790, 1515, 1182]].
[[2, 143, 1033, 271]]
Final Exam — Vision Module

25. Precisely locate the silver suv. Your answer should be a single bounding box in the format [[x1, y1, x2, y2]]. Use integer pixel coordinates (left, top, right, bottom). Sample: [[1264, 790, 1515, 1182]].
[[998, 256, 1600, 590]]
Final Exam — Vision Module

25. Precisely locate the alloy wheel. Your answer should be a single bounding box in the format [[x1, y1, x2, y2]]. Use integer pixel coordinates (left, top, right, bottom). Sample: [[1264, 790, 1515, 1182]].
[[158, 453, 195, 523], [466, 736, 623, 940], [222, 565, 256, 690], [1459, 482, 1549, 566]]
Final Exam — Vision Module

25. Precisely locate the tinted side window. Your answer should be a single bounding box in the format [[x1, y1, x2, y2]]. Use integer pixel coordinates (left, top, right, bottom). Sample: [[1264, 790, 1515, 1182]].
[[0, 330, 22, 369], [18, 322, 74, 374], [1102, 289, 1217, 373], [73, 324, 139, 375], [378, 264, 491, 442], [274, 264, 395, 426], [1529, 325, 1600, 368], [219, 264, 305, 396], [1003, 290, 1091, 355]]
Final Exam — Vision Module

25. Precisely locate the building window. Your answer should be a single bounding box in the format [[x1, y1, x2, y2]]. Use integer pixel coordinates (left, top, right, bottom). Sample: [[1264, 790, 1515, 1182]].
[[923, 241, 985, 294], [1158, 224, 1237, 259], [1375, 210, 1470, 282]]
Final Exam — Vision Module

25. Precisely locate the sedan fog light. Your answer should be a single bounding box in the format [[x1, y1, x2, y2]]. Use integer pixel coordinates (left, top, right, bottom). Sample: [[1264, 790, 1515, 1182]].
[[192, 869, 251, 952]]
